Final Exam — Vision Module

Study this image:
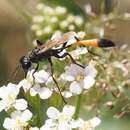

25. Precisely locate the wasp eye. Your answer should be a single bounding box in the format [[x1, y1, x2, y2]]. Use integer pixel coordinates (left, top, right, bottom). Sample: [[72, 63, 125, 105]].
[[20, 56, 32, 70]]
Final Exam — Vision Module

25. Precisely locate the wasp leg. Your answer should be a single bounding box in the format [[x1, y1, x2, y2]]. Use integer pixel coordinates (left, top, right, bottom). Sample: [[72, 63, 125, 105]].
[[55, 52, 85, 68], [74, 36, 80, 41], [55, 42, 67, 53], [48, 58, 67, 104], [87, 49, 101, 57], [32, 63, 39, 84], [36, 40, 44, 46]]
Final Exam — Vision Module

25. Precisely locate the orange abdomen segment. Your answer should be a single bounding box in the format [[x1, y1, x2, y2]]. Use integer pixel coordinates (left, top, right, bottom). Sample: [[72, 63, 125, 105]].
[[77, 39, 115, 48]]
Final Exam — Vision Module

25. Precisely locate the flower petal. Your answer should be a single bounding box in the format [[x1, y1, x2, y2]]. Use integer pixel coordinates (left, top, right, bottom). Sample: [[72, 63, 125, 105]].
[[58, 122, 71, 130], [20, 109, 32, 122], [0, 100, 7, 112], [84, 65, 97, 78], [70, 118, 84, 129], [0, 83, 19, 99], [7, 83, 19, 96], [18, 79, 32, 92], [66, 64, 84, 78], [62, 91, 72, 98], [90, 117, 101, 128], [0, 86, 7, 99], [3, 118, 15, 129], [70, 47, 88, 59], [34, 70, 50, 83], [83, 76, 95, 89], [30, 127, 40, 130], [38, 87, 52, 99], [30, 84, 40, 96], [60, 74, 74, 81], [63, 105, 75, 117], [47, 107, 59, 119], [13, 99, 27, 110], [70, 81, 82, 94], [11, 110, 21, 119]]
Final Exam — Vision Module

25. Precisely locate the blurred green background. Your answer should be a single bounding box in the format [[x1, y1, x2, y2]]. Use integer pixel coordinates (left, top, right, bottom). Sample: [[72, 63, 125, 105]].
[[0, 0, 130, 130]]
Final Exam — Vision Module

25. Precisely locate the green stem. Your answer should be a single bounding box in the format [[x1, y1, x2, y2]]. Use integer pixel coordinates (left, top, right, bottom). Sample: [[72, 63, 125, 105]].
[[36, 95, 43, 127], [73, 93, 82, 120], [24, 91, 43, 127]]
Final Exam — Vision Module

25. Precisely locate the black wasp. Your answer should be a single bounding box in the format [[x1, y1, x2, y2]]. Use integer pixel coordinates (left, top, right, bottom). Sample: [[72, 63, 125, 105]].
[[19, 32, 115, 103]]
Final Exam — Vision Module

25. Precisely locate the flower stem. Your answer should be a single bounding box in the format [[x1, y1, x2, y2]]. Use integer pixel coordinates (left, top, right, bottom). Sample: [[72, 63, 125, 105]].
[[73, 93, 82, 119]]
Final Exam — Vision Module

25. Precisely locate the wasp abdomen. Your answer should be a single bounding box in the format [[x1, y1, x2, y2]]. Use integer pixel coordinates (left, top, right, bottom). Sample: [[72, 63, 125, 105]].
[[98, 39, 115, 48]]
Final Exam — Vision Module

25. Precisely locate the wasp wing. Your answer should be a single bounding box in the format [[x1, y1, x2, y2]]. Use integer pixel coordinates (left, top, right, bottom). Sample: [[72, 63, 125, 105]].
[[37, 32, 77, 54]]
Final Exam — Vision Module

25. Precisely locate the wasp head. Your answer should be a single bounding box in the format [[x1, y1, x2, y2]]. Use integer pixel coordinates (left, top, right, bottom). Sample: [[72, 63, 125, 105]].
[[20, 56, 32, 76]]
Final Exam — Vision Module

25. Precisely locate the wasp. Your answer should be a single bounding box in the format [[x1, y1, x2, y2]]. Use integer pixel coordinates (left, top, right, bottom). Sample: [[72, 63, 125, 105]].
[[19, 32, 115, 103]]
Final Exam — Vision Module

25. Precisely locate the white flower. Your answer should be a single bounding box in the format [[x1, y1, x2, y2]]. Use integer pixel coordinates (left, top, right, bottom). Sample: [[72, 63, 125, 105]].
[[0, 83, 27, 111], [41, 105, 75, 130], [84, 4, 96, 17], [36, 3, 44, 10], [50, 17, 58, 23], [70, 81, 82, 94], [18, 69, 50, 92], [61, 91, 73, 98], [41, 105, 101, 130], [30, 127, 40, 130], [68, 25, 75, 31], [89, 117, 101, 128], [77, 31, 86, 39], [34, 70, 50, 83], [44, 6, 54, 15], [3, 109, 32, 130], [75, 16, 83, 26], [70, 47, 88, 59], [18, 70, 34, 92], [67, 14, 75, 23], [84, 4, 92, 15], [33, 16, 44, 23], [18, 69, 52, 99], [36, 30, 43, 36], [30, 84, 52, 99], [61, 64, 97, 95], [71, 117, 101, 130], [55, 6, 67, 15], [60, 21, 69, 29], [43, 26, 53, 34], [31, 24, 40, 31]]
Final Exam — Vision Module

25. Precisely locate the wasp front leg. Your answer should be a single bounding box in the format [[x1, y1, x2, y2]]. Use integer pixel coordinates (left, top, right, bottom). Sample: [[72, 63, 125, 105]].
[[32, 63, 39, 84], [48, 58, 67, 104]]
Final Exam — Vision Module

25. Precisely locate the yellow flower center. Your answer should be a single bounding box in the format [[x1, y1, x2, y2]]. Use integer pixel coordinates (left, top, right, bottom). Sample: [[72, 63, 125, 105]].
[[84, 121, 92, 130], [15, 117, 28, 130], [6, 94, 16, 107], [58, 113, 68, 123], [76, 75, 84, 81]]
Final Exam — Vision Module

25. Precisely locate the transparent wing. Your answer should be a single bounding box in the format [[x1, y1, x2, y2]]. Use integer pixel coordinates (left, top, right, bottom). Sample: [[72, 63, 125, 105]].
[[37, 32, 77, 54]]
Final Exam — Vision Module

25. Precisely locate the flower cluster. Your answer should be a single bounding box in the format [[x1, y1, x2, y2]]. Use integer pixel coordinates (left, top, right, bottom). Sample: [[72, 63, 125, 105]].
[[40, 105, 101, 130], [0, 32, 101, 130], [31, 3, 84, 41], [61, 64, 97, 98]]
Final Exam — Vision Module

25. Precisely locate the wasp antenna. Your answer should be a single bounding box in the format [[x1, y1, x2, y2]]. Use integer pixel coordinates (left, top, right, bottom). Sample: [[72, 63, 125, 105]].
[[8, 64, 21, 83], [36, 40, 43, 46], [98, 39, 115, 48], [74, 36, 80, 42]]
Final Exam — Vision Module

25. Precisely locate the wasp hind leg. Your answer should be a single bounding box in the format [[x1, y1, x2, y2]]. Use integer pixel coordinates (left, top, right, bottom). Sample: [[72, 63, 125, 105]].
[[48, 58, 67, 104], [55, 52, 85, 69]]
